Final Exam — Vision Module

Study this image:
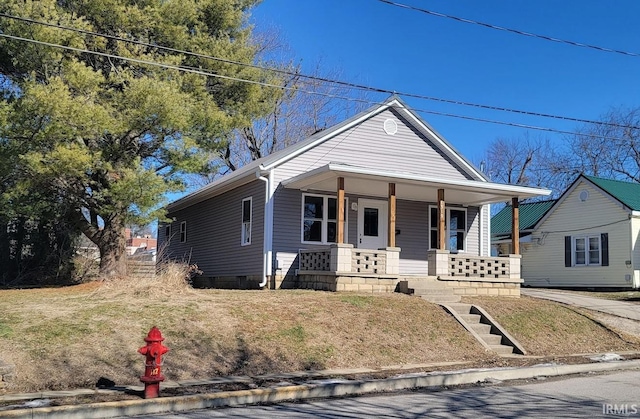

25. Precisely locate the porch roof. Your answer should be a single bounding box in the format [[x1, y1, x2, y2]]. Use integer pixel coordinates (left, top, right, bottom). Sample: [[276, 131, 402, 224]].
[[282, 163, 551, 205]]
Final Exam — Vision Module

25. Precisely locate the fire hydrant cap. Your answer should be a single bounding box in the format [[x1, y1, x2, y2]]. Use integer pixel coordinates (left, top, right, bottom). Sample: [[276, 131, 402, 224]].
[[144, 326, 165, 343]]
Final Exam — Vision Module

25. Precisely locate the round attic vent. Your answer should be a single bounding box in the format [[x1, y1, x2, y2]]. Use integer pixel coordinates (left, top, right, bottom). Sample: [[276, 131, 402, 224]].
[[383, 119, 398, 135], [579, 190, 589, 202]]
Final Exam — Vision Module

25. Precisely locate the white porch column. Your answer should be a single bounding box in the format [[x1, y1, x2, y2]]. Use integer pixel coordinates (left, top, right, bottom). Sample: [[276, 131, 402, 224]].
[[330, 243, 353, 273], [428, 249, 450, 277]]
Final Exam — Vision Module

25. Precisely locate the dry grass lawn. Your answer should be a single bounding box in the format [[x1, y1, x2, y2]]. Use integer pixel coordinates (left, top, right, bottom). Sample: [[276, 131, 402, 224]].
[[1, 270, 639, 394], [0, 270, 486, 392], [464, 296, 640, 355]]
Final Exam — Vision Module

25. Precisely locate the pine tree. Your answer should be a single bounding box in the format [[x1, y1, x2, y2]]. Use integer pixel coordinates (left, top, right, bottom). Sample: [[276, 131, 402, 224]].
[[0, 0, 279, 277]]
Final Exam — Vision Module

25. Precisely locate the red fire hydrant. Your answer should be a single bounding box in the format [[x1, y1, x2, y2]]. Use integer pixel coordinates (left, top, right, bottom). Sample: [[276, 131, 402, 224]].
[[138, 326, 169, 399]]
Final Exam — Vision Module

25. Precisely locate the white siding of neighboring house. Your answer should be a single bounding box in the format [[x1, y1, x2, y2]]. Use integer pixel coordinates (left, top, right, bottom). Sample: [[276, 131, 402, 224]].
[[522, 179, 633, 288], [631, 215, 640, 288]]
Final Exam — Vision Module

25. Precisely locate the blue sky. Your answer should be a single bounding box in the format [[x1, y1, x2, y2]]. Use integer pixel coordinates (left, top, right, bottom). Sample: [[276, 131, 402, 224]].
[[250, 0, 640, 163]]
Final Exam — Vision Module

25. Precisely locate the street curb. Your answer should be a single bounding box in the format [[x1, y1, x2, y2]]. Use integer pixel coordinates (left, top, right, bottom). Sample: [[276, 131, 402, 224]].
[[2, 360, 640, 418]]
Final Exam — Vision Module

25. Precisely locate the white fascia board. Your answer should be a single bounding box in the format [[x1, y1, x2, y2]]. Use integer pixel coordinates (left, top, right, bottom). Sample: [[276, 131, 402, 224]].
[[167, 170, 256, 212], [283, 163, 551, 198]]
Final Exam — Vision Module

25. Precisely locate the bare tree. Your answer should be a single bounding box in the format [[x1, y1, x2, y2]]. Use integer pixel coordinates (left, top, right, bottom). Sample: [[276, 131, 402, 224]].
[[484, 133, 575, 199], [570, 107, 640, 182], [187, 59, 371, 188]]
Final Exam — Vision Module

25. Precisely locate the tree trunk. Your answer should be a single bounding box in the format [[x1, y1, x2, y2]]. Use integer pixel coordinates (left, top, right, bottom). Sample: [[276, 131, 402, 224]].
[[97, 218, 127, 278]]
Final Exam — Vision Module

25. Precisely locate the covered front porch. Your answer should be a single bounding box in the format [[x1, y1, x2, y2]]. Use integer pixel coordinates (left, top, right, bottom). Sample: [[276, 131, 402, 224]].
[[282, 163, 549, 294]]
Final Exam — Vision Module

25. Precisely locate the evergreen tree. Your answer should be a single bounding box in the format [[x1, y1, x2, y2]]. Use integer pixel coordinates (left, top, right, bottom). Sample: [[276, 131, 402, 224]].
[[0, 0, 279, 277]]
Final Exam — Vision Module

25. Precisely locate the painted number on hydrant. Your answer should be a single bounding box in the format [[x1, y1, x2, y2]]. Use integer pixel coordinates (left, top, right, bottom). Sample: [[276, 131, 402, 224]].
[[138, 326, 169, 399]]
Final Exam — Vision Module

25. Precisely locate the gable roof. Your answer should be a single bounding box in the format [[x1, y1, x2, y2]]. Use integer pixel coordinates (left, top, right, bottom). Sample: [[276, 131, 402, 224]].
[[167, 95, 488, 212], [583, 175, 640, 211], [491, 200, 557, 237]]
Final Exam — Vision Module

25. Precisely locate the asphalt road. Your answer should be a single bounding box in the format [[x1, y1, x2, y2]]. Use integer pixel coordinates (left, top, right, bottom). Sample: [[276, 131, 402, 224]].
[[129, 369, 640, 418]]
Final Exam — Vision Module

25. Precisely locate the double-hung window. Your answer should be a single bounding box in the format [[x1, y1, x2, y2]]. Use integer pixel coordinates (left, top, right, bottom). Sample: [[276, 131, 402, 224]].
[[429, 207, 467, 251], [574, 235, 600, 266], [302, 194, 347, 244], [565, 233, 609, 267], [241, 197, 252, 245]]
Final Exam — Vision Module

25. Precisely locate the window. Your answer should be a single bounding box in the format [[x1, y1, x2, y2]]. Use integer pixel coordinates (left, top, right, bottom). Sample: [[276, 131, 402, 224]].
[[241, 197, 252, 245], [574, 235, 600, 265], [565, 233, 609, 267], [429, 206, 467, 251], [165, 224, 171, 239], [180, 221, 187, 243], [302, 194, 347, 244]]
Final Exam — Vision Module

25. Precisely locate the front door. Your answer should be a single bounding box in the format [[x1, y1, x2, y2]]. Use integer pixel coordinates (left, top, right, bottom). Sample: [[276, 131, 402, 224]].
[[357, 199, 387, 249]]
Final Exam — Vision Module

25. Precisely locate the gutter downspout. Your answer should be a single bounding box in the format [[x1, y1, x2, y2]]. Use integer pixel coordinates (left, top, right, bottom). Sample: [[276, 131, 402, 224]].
[[257, 170, 274, 288]]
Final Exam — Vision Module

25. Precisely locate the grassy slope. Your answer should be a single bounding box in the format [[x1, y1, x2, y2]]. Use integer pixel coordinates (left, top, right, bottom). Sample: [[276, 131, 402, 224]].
[[0, 279, 638, 393], [464, 296, 640, 355]]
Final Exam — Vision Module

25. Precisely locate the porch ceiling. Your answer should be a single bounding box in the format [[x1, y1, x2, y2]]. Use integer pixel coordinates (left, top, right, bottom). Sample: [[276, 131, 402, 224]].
[[282, 163, 551, 205]]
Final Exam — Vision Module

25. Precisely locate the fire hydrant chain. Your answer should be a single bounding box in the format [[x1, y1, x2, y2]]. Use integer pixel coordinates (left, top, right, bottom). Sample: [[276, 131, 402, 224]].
[[138, 326, 169, 399]]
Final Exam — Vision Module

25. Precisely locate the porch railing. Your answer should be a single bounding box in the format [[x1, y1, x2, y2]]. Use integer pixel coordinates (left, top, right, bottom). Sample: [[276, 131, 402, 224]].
[[299, 244, 399, 275], [449, 254, 510, 278], [299, 248, 331, 271]]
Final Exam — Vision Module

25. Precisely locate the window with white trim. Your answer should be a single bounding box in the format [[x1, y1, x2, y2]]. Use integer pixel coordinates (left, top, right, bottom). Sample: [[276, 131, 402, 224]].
[[564, 233, 609, 267], [574, 235, 600, 266], [429, 206, 467, 251], [241, 197, 252, 245], [165, 224, 171, 239], [180, 221, 187, 243], [302, 194, 347, 244]]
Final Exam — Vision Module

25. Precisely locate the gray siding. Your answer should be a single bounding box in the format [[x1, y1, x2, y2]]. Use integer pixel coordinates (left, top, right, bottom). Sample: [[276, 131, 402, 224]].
[[274, 108, 472, 184], [164, 180, 265, 277], [272, 186, 482, 275]]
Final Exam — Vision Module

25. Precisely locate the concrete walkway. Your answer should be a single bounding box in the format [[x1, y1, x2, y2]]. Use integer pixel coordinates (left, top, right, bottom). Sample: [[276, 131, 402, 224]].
[[522, 289, 640, 321]]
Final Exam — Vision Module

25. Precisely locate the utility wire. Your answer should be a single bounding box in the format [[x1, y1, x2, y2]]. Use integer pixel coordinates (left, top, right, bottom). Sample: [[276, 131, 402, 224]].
[[0, 32, 632, 143], [377, 0, 640, 58], [0, 12, 637, 130]]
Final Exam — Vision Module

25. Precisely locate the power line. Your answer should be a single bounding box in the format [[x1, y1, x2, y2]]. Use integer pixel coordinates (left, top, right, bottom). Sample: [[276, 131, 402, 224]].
[[0, 12, 638, 130], [0, 32, 632, 143], [377, 0, 640, 58]]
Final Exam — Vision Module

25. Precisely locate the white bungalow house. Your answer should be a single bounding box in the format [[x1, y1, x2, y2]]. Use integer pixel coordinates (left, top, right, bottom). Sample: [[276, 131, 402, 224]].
[[520, 174, 640, 289], [159, 96, 550, 293]]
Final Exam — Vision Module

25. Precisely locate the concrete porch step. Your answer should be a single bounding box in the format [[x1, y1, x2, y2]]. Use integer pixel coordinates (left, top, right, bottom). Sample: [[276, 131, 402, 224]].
[[419, 294, 462, 304], [459, 314, 481, 323], [469, 323, 492, 335], [399, 278, 462, 304], [490, 344, 514, 355], [446, 303, 472, 314], [479, 334, 503, 345], [441, 303, 526, 356]]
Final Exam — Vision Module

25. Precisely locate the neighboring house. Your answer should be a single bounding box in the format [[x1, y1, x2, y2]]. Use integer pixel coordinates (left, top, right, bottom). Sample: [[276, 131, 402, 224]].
[[491, 200, 556, 256], [521, 174, 640, 289], [160, 96, 549, 291], [125, 228, 157, 256]]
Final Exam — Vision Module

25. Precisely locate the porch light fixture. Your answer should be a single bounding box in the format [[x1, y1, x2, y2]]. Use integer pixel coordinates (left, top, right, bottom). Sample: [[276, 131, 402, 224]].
[[626, 260, 632, 268]]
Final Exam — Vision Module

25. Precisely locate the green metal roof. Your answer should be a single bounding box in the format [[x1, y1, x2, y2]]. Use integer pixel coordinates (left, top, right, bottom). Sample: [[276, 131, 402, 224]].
[[584, 175, 640, 211], [491, 200, 556, 237]]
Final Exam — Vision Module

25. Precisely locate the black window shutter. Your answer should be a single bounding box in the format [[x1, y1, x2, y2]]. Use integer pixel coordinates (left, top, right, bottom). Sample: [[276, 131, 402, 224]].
[[564, 236, 572, 267], [601, 233, 609, 266]]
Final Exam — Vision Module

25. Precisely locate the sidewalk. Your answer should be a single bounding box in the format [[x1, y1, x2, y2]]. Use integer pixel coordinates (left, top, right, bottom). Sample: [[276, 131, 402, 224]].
[[2, 357, 640, 419], [522, 288, 640, 321]]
